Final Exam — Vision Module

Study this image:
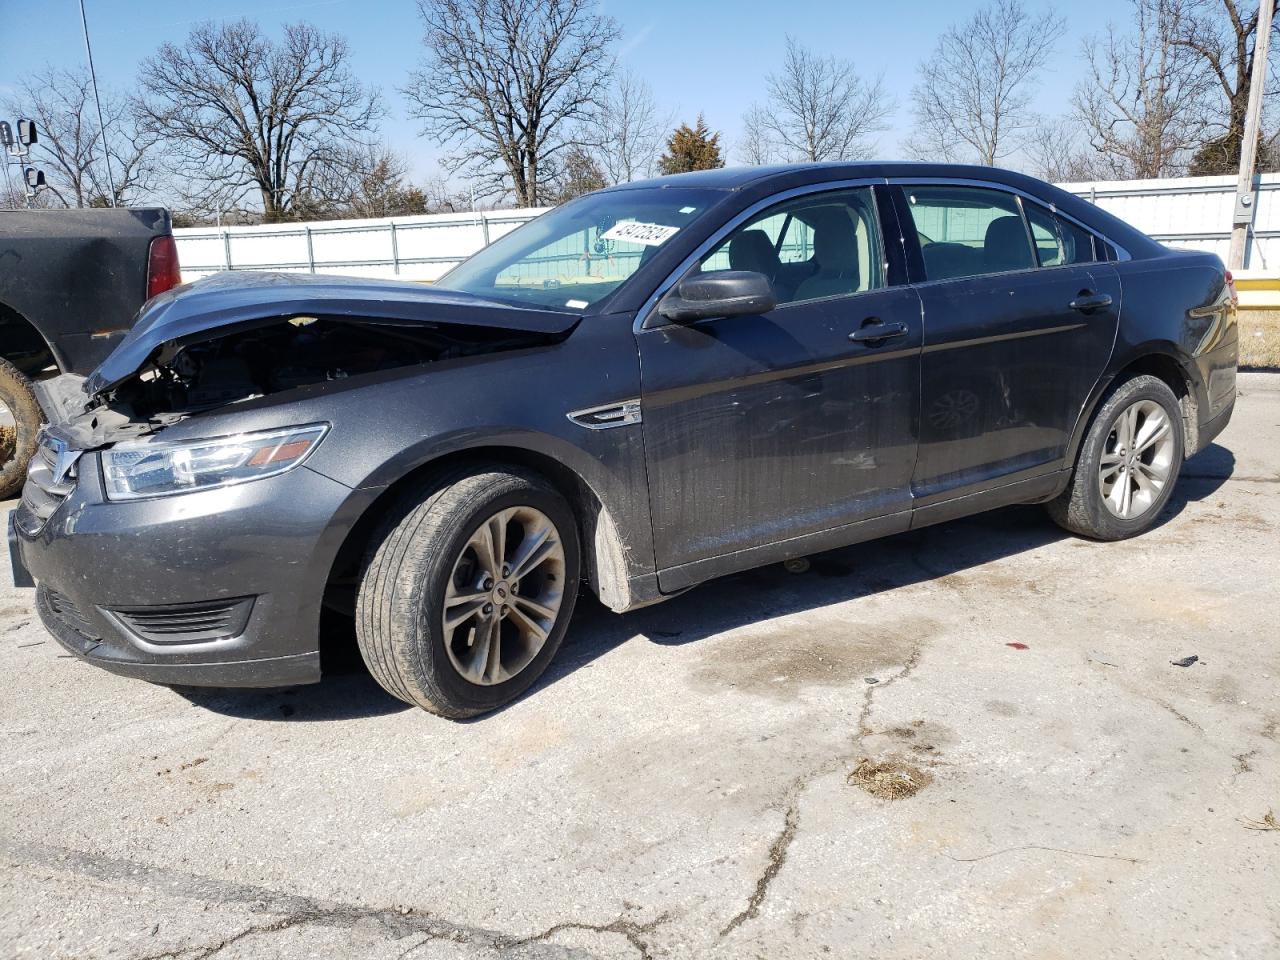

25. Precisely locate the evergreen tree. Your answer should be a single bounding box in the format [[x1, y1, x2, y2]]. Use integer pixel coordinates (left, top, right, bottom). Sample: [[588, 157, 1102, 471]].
[[658, 115, 725, 174]]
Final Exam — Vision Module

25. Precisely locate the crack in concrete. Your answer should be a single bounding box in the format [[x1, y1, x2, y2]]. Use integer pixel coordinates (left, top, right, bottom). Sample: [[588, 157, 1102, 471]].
[[515, 912, 670, 960], [718, 646, 925, 938], [719, 801, 800, 936], [857, 647, 923, 741], [2, 837, 612, 959], [1231, 749, 1258, 777], [129, 915, 312, 960], [1153, 697, 1205, 733]]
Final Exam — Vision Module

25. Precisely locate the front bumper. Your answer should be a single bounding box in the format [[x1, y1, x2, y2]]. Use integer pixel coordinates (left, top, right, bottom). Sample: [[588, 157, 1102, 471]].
[[11, 454, 360, 688]]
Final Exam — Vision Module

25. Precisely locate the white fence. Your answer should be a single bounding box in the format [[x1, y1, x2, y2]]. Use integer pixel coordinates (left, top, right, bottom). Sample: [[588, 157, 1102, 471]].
[[1059, 172, 1280, 273], [174, 172, 1280, 284], [175, 208, 550, 283]]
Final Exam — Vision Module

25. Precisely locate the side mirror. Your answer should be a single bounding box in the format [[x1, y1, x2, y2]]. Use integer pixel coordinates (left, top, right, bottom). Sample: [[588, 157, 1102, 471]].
[[658, 270, 777, 323]]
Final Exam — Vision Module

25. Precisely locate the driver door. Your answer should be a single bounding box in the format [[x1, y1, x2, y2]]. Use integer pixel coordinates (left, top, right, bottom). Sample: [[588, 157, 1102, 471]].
[[636, 186, 923, 590]]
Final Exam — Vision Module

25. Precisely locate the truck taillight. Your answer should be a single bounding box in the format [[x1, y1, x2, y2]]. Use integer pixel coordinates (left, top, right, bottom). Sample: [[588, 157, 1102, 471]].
[[146, 235, 182, 300]]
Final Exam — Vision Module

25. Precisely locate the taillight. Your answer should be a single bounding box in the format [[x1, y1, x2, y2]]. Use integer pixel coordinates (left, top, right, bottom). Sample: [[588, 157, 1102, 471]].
[[146, 235, 182, 300], [1224, 269, 1239, 308]]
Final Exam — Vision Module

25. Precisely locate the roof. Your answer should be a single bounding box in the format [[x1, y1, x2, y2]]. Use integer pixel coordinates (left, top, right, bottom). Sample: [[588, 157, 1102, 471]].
[[608, 161, 1050, 192]]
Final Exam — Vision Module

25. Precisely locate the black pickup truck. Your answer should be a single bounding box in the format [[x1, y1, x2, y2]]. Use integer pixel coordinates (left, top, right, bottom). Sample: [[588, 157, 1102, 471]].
[[0, 208, 180, 496]]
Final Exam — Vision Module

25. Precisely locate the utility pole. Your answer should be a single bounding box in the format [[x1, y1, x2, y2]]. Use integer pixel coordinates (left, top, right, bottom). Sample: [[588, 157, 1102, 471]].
[[1228, 0, 1275, 271]]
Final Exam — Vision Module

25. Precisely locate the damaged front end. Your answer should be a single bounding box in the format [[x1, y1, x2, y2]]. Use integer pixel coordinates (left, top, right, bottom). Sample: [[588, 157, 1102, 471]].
[[48, 313, 565, 446], [20, 272, 580, 528]]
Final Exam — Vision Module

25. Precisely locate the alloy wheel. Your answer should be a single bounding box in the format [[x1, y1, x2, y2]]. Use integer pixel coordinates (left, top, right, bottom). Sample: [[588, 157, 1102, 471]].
[[1098, 398, 1175, 520], [441, 506, 567, 686]]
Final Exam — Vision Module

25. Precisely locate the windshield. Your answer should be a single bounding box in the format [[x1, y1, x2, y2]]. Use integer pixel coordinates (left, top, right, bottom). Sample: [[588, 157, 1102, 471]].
[[435, 187, 727, 311]]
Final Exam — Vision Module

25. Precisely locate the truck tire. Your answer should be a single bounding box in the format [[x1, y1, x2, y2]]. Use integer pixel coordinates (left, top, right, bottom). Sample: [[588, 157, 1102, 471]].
[[1047, 374, 1184, 540], [356, 467, 580, 718], [0, 357, 43, 500]]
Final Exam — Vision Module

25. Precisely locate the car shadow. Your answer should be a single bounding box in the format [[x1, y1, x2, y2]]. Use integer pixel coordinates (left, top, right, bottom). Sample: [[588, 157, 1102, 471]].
[[176, 444, 1236, 723], [527, 442, 1237, 706], [169, 612, 412, 721]]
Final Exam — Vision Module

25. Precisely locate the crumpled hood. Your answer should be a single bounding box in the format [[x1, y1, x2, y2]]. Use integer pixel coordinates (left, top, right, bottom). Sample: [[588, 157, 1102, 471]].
[[84, 271, 580, 397]]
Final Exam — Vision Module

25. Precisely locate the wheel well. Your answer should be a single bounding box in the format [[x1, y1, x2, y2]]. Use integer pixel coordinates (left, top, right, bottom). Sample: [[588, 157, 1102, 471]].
[[1112, 353, 1198, 452], [0, 301, 57, 376], [322, 446, 634, 623]]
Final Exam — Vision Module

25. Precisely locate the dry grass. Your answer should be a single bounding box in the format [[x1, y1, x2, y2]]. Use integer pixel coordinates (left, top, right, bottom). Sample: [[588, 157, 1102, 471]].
[[0, 426, 15, 464], [1240, 810, 1279, 831], [847, 756, 933, 800], [1240, 310, 1280, 369]]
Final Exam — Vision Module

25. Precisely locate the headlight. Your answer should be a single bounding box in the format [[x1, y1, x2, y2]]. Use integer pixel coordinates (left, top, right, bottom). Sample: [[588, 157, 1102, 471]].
[[102, 424, 329, 501]]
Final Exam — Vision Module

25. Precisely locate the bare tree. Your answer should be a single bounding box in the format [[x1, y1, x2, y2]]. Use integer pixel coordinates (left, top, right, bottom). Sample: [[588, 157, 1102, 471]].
[[755, 37, 891, 162], [1026, 118, 1106, 182], [907, 0, 1067, 165], [346, 149, 428, 218], [1165, 0, 1280, 173], [1073, 0, 1215, 179], [737, 102, 779, 166], [420, 176, 474, 213], [0, 178, 58, 210], [403, 0, 619, 206], [136, 19, 382, 221], [299, 147, 432, 220], [3, 66, 156, 207], [550, 144, 607, 201], [596, 70, 667, 183]]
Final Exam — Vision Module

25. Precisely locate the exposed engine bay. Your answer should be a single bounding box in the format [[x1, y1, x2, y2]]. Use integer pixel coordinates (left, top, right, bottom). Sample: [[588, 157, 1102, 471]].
[[40, 315, 562, 449]]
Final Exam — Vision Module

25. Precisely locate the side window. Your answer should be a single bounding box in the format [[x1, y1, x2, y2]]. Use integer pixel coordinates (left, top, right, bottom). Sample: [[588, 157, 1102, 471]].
[[1025, 204, 1065, 266], [1024, 202, 1097, 267], [1058, 217, 1098, 264], [699, 188, 884, 307], [700, 211, 788, 272], [902, 185, 1034, 281]]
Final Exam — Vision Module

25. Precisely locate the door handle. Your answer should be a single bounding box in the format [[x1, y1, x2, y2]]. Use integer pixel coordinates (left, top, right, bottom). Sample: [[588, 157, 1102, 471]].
[[1069, 291, 1113, 313], [849, 319, 909, 344]]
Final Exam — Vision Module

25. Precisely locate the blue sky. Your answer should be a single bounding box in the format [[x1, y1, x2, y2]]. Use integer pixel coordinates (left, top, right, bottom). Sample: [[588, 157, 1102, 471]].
[[1, 0, 1125, 181]]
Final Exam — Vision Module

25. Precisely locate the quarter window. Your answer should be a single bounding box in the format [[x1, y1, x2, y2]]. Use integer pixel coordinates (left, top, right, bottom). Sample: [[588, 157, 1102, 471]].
[[1024, 202, 1097, 267], [903, 186, 1034, 281], [698, 188, 884, 306]]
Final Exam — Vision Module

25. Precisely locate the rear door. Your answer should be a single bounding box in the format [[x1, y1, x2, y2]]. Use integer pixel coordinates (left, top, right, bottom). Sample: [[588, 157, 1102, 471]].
[[637, 184, 922, 588], [890, 182, 1120, 506]]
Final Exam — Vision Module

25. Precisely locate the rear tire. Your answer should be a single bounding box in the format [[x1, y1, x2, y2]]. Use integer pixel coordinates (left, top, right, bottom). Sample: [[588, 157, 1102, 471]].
[[1047, 374, 1184, 540], [355, 467, 580, 718], [0, 357, 44, 500]]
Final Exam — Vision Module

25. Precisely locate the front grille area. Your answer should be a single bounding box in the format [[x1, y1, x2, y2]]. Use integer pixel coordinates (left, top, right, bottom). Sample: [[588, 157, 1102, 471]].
[[16, 435, 79, 535], [110, 597, 255, 645], [43, 588, 102, 644]]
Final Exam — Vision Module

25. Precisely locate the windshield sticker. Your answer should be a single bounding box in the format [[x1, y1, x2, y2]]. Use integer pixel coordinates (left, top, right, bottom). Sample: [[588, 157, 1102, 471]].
[[679, 206, 697, 214], [600, 221, 681, 246], [565, 299, 589, 309]]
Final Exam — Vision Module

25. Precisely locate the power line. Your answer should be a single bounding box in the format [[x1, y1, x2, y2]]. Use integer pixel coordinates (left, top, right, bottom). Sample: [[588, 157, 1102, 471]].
[[78, 0, 118, 207]]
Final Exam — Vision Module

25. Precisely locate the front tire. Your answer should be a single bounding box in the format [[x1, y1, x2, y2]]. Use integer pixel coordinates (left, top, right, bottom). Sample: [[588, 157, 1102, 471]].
[[356, 467, 580, 718], [1047, 374, 1184, 540]]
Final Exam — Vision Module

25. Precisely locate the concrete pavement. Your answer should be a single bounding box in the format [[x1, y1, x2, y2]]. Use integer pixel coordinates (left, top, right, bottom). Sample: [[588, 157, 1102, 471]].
[[2, 375, 1277, 959]]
